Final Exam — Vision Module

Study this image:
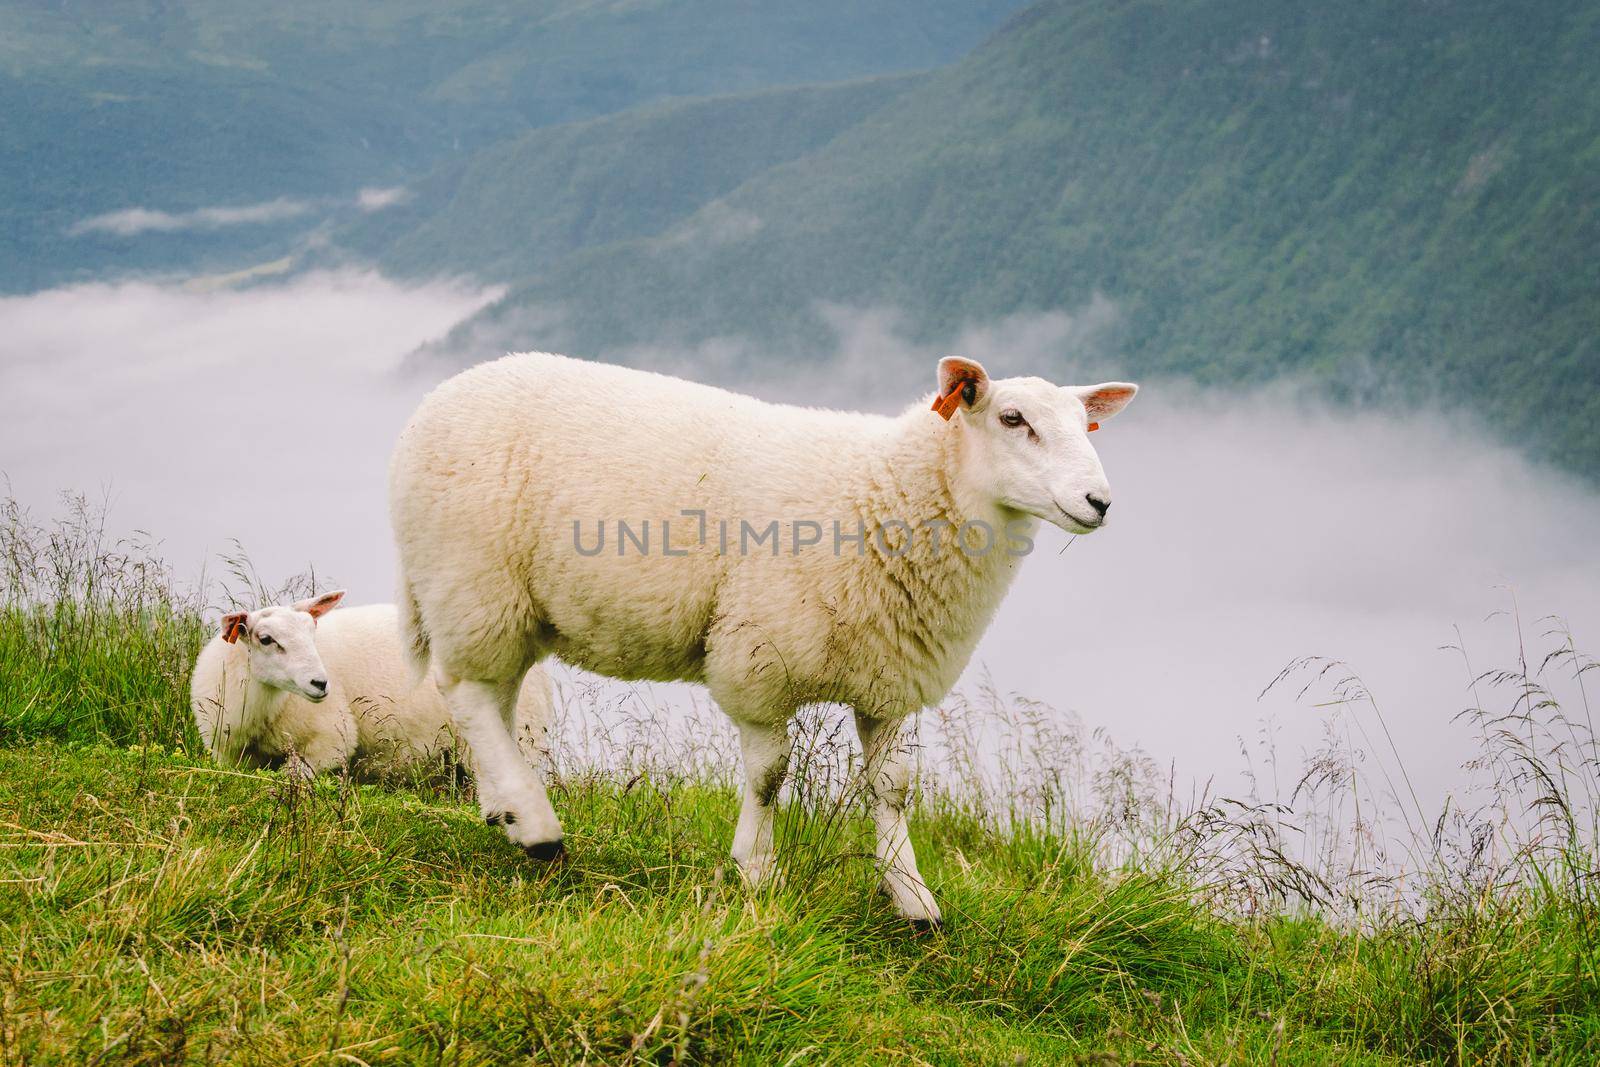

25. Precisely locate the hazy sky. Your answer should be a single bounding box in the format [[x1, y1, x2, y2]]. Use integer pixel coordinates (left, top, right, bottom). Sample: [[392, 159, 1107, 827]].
[[3, 271, 1596, 817]]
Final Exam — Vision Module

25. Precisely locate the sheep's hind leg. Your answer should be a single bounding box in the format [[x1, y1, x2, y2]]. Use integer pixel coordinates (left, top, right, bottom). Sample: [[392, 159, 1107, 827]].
[[855, 712, 941, 930], [441, 674, 565, 860], [730, 717, 792, 887]]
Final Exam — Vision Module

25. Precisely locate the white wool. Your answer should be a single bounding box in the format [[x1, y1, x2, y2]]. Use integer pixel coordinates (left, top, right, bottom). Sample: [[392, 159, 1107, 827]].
[[191, 602, 551, 778], [389, 351, 1135, 921]]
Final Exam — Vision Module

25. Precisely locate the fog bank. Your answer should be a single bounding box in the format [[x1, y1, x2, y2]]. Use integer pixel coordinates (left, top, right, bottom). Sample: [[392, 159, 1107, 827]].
[[3, 274, 1596, 810]]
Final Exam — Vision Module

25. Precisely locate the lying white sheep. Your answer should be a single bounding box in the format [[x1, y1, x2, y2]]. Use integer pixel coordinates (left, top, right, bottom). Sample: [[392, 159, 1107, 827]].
[[389, 352, 1136, 925], [191, 592, 552, 780]]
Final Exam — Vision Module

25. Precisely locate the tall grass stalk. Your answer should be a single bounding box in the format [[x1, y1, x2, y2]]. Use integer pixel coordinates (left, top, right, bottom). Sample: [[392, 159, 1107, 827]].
[[0, 492, 206, 749]]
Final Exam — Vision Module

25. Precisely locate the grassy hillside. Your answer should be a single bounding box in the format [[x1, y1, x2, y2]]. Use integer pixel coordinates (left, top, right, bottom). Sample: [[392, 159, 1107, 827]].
[[2, 506, 1598, 1061], [9, 740, 1597, 1064], [405, 0, 1600, 478], [0, 0, 1023, 292]]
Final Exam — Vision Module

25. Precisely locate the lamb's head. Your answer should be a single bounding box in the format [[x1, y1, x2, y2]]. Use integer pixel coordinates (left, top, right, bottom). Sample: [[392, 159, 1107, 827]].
[[934, 356, 1137, 535], [218, 590, 345, 701]]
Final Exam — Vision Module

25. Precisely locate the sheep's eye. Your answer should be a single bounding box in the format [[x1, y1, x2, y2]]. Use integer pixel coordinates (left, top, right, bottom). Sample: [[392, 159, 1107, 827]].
[[258, 635, 276, 648], [999, 409, 1026, 428]]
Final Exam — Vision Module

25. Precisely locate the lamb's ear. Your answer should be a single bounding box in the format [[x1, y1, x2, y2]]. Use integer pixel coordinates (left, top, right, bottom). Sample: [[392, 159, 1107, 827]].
[[220, 612, 249, 644], [1076, 382, 1138, 423], [293, 589, 346, 621], [933, 356, 992, 419]]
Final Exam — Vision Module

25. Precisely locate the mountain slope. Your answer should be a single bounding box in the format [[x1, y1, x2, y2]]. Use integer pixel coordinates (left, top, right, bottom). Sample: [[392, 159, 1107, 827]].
[[412, 0, 1600, 476], [416, 0, 1029, 126]]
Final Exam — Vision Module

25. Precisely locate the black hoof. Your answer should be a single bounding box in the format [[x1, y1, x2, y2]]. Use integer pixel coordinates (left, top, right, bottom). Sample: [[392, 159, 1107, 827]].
[[485, 811, 518, 827], [523, 838, 565, 862], [908, 917, 943, 935]]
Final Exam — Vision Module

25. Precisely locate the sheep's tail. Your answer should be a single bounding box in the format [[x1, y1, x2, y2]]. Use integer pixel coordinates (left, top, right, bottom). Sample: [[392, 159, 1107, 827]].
[[397, 569, 432, 688]]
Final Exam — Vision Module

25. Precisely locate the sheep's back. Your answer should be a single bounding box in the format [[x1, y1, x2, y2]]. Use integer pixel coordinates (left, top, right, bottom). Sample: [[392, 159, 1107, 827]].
[[391, 352, 952, 690]]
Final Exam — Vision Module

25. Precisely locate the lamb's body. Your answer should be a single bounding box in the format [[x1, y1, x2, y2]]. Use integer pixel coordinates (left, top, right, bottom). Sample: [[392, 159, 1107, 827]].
[[391, 353, 1059, 923], [192, 603, 552, 778]]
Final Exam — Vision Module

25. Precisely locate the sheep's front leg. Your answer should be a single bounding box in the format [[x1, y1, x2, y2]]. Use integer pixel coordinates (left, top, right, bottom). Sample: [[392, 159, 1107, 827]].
[[855, 712, 941, 929], [730, 718, 791, 886], [440, 674, 565, 860]]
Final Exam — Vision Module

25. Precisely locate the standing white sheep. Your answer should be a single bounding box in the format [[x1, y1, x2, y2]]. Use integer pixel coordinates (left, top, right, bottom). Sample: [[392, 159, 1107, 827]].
[[191, 593, 553, 780], [389, 352, 1136, 926]]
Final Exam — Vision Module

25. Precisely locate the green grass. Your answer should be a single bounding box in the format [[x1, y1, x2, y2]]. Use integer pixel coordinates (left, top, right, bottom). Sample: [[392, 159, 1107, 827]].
[[2, 497, 1597, 1063], [3, 744, 1596, 1063], [0, 599, 204, 751], [0, 494, 208, 752]]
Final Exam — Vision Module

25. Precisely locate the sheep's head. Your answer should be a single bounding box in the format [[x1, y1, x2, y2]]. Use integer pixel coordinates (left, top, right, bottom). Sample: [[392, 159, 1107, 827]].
[[219, 590, 345, 701], [934, 356, 1137, 535]]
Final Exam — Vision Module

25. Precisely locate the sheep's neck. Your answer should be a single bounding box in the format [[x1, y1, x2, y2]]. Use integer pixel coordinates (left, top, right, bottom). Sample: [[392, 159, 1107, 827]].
[[874, 410, 1021, 563], [850, 413, 1029, 701]]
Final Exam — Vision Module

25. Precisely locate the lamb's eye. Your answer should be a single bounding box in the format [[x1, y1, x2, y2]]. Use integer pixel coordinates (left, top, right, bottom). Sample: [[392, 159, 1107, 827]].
[[258, 635, 276, 648], [999, 410, 1026, 428]]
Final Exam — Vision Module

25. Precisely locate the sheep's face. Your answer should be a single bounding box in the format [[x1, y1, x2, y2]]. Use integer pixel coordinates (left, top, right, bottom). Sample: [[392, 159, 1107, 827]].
[[219, 591, 345, 701], [936, 357, 1137, 535]]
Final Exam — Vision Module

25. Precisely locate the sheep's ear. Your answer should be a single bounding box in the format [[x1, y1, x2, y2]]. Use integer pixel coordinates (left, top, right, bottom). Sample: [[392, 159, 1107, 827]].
[[221, 612, 249, 644], [933, 357, 991, 419], [1076, 382, 1138, 424], [294, 589, 346, 620]]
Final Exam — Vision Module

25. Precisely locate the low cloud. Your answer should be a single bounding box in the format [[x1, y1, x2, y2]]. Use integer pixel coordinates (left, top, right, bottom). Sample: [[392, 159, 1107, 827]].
[[70, 188, 414, 237], [410, 298, 570, 369], [654, 202, 764, 253], [0, 270, 495, 600], [2, 279, 1597, 816], [603, 293, 1121, 403], [69, 198, 315, 237], [357, 186, 410, 212]]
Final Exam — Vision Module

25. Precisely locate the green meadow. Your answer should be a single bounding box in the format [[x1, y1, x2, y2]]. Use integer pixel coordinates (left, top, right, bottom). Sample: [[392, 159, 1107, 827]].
[[2, 497, 1596, 1064]]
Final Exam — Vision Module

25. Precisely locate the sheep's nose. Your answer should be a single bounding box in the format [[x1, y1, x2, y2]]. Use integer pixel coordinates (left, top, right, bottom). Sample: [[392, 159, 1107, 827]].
[[1085, 493, 1111, 519], [309, 678, 328, 694]]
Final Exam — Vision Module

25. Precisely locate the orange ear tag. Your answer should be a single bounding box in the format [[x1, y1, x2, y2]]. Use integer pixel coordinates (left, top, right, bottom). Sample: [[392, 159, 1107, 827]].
[[221, 613, 248, 643], [931, 381, 969, 421], [1087, 422, 1100, 432]]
